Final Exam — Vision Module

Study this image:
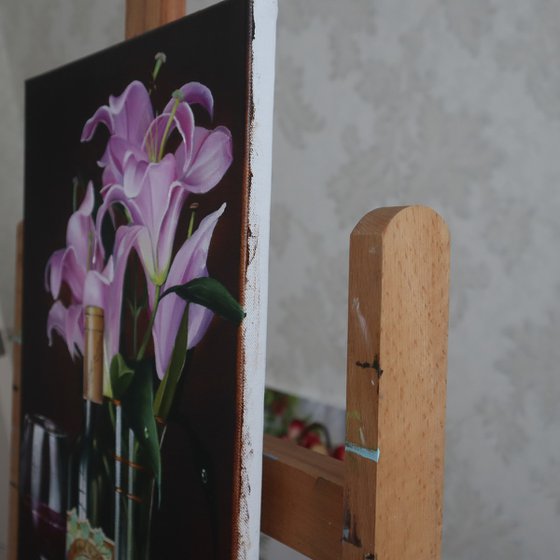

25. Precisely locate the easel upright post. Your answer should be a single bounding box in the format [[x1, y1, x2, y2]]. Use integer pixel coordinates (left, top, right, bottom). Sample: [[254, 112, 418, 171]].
[[7, 224, 23, 560], [125, 0, 186, 39], [343, 206, 450, 560]]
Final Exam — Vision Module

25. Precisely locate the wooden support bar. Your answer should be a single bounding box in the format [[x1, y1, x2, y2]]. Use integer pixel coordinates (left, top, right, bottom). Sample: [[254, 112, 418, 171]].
[[261, 434, 344, 560], [125, 0, 186, 39], [343, 206, 450, 560], [7, 222, 23, 560]]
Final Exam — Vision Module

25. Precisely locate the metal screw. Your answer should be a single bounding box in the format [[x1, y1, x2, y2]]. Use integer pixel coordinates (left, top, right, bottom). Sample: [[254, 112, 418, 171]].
[[201, 468, 209, 485]]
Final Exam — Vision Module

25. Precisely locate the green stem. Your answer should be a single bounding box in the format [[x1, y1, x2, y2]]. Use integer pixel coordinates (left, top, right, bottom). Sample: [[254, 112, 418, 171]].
[[153, 304, 190, 423], [187, 203, 198, 238], [131, 267, 139, 357], [108, 399, 116, 431], [136, 285, 161, 362], [72, 177, 79, 212], [132, 311, 138, 358]]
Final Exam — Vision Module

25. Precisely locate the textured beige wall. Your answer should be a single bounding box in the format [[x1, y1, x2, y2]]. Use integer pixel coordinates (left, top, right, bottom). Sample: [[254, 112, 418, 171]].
[[268, 2, 560, 557], [1, 1, 560, 558]]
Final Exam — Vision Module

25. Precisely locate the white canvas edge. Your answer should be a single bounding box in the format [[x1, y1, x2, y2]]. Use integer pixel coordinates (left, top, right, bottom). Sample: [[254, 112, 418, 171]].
[[236, 0, 278, 558]]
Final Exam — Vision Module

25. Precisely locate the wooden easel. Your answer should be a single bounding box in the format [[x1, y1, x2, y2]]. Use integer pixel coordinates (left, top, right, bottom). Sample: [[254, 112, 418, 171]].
[[7, 2, 450, 559], [262, 206, 449, 560]]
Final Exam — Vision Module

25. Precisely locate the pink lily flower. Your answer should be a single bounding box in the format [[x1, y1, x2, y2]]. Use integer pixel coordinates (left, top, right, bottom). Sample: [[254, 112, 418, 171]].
[[45, 183, 104, 359], [46, 302, 85, 361], [95, 152, 186, 285], [152, 204, 225, 379], [82, 80, 232, 287], [83, 225, 144, 382], [81, 80, 233, 193]]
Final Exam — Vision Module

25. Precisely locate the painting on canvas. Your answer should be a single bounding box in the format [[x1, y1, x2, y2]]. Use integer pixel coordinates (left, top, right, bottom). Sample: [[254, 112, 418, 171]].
[[19, 1, 276, 558]]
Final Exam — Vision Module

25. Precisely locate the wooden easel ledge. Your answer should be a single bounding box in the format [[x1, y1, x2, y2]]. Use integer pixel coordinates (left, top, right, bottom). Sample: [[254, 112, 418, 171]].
[[262, 435, 344, 560]]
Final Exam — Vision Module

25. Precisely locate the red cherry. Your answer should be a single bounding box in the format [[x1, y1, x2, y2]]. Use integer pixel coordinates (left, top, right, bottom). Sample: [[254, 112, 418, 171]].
[[331, 445, 345, 460], [287, 419, 305, 440], [272, 397, 288, 416], [300, 431, 321, 449]]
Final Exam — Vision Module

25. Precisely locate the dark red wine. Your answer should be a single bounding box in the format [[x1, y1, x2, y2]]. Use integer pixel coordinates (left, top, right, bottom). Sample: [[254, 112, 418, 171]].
[[20, 414, 70, 560], [24, 498, 66, 560]]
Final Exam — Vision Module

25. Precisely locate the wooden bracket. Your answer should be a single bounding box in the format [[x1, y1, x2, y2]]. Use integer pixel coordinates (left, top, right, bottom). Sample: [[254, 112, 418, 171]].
[[261, 206, 450, 560]]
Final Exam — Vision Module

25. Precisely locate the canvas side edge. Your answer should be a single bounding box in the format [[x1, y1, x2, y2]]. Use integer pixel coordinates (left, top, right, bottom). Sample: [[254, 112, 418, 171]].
[[237, 0, 278, 558]]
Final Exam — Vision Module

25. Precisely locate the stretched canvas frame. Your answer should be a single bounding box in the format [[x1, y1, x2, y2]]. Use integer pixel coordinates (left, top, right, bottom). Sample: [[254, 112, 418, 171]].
[[19, 1, 277, 558]]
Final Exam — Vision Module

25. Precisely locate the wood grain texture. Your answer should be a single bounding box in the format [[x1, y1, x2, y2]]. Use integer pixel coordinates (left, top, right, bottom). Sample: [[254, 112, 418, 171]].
[[125, 0, 186, 39], [343, 206, 450, 560], [261, 434, 344, 560], [7, 222, 24, 560]]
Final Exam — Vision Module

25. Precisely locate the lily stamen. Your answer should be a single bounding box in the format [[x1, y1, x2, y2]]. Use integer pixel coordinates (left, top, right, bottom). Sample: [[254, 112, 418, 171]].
[[152, 52, 167, 82], [87, 231, 94, 271], [187, 203, 199, 238], [157, 89, 184, 161], [146, 121, 158, 162]]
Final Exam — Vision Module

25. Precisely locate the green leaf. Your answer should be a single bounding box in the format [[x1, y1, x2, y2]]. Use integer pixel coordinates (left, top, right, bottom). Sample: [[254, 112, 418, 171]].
[[161, 277, 245, 324], [121, 361, 161, 490], [110, 353, 134, 400], [153, 306, 190, 423]]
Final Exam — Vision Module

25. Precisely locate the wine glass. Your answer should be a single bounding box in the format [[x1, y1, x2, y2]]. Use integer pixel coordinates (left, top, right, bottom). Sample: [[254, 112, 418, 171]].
[[20, 413, 70, 560]]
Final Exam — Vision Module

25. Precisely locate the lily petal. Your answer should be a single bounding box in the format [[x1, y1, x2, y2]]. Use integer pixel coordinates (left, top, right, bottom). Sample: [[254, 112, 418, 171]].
[[121, 154, 188, 283], [181, 126, 233, 193], [164, 82, 214, 119], [153, 204, 226, 378], [122, 154, 177, 238], [155, 182, 188, 280], [47, 301, 84, 360], [45, 246, 86, 302], [46, 182, 102, 300], [95, 184, 143, 244], [84, 225, 146, 373], [66, 182, 102, 268], [99, 137, 147, 186], [142, 102, 195, 167], [82, 80, 153, 146]]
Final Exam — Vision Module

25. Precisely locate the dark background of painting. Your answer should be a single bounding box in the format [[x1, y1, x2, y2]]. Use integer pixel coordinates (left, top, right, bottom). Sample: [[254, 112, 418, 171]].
[[22, 1, 250, 558]]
